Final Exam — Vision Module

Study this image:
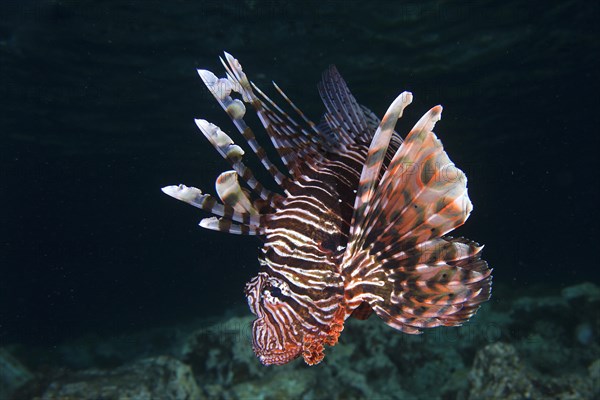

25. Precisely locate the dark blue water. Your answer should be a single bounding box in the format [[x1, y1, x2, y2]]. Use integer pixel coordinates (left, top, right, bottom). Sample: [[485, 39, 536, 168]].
[[1, 0, 598, 351]]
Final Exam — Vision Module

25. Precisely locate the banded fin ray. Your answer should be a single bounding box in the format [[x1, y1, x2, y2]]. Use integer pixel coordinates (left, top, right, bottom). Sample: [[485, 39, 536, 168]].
[[354, 104, 404, 168], [346, 237, 491, 333], [215, 53, 328, 178], [361, 106, 463, 250], [200, 216, 262, 235], [215, 170, 259, 215], [248, 81, 327, 173], [161, 184, 263, 235], [317, 65, 372, 145], [344, 91, 413, 260], [222, 52, 338, 178], [342, 99, 490, 333], [377, 242, 492, 331], [247, 65, 383, 176], [198, 59, 289, 191], [194, 118, 281, 205], [249, 63, 394, 178], [380, 237, 491, 307]]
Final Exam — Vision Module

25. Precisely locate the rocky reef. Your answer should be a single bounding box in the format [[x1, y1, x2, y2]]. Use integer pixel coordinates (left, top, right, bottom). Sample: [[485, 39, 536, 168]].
[[4, 282, 599, 399]]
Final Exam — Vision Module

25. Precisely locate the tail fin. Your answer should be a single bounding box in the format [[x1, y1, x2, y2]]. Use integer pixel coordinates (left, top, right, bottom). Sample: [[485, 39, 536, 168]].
[[342, 99, 491, 334]]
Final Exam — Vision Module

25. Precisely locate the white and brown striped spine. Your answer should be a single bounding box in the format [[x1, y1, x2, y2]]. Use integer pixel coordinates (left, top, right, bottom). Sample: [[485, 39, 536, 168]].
[[162, 52, 492, 366]]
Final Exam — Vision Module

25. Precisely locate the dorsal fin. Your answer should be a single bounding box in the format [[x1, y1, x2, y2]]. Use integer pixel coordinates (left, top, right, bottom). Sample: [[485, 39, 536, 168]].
[[318, 66, 372, 146]]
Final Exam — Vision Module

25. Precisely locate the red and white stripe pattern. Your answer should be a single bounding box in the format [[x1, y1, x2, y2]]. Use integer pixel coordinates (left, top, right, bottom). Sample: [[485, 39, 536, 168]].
[[162, 53, 491, 365]]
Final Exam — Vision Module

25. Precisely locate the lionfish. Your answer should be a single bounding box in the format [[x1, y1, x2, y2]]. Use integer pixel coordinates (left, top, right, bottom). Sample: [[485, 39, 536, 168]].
[[162, 53, 492, 366]]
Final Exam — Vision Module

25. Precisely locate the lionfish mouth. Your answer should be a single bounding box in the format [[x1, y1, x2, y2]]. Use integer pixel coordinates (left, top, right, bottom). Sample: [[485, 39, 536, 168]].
[[250, 316, 303, 365], [255, 346, 302, 366]]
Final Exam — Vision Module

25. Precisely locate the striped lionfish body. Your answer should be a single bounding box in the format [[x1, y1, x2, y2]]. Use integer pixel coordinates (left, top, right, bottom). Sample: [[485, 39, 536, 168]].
[[162, 53, 492, 366]]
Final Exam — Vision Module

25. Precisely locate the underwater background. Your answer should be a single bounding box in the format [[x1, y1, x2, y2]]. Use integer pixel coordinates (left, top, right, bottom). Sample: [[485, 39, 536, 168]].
[[1, 0, 599, 399]]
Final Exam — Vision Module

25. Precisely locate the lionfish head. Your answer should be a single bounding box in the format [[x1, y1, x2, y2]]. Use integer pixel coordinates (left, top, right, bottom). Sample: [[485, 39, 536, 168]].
[[244, 272, 303, 365]]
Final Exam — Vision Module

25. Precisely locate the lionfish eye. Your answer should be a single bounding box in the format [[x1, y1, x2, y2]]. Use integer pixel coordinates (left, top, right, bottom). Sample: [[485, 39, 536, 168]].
[[269, 286, 283, 298], [320, 238, 337, 253]]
